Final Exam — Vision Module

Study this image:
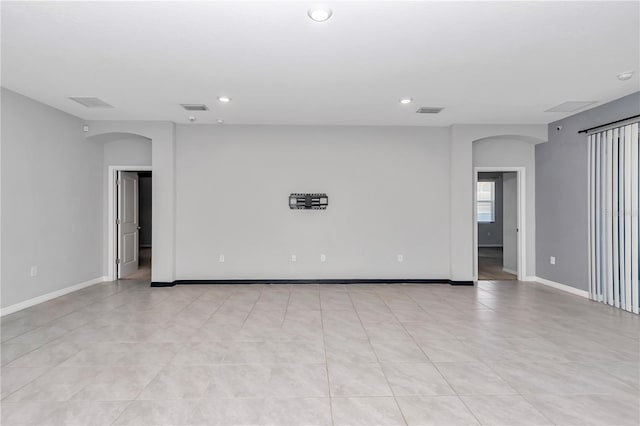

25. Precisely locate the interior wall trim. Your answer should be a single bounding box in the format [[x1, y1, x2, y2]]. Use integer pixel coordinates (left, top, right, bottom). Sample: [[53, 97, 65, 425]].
[[151, 279, 474, 287], [530, 276, 589, 298], [1, 276, 108, 317]]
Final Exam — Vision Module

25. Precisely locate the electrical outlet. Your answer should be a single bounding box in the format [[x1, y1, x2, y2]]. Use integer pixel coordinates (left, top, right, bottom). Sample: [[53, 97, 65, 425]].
[[30, 266, 38, 277], [397, 254, 404, 263], [320, 254, 326, 263], [219, 254, 225, 263], [291, 254, 297, 262], [488, 232, 491, 236], [550, 256, 556, 265]]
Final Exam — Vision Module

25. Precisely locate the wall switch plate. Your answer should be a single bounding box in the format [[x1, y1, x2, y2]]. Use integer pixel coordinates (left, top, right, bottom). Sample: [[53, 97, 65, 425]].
[[30, 266, 38, 277], [219, 254, 225, 263], [291, 254, 297, 262], [320, 254, 326, 263], [550, 256, 556, 265], [83, 125, 89, 132], [397, 254, 404, 263]]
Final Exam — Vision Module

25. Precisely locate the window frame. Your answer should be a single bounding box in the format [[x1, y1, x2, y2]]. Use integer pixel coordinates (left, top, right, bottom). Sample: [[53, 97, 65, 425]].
[[476, 180, 496, 223]]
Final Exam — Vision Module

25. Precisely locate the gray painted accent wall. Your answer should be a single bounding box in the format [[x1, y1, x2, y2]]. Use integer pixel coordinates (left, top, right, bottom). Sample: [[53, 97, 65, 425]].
[[536, 91, 640, 290]]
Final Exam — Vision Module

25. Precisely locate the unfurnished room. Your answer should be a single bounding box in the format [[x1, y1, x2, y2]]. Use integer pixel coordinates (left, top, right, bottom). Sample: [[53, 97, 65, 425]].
[[1, 1, 639, 425]]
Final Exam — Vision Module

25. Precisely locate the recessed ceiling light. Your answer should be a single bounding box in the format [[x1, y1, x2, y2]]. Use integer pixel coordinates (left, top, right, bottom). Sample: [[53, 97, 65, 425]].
[[617, 71, 634, 81], [188, 116, 196, 122], [308, 6, 332, 22], [399, 98, 413, 105], [218, 96, 231, 103], [216, 119, 225, 124]]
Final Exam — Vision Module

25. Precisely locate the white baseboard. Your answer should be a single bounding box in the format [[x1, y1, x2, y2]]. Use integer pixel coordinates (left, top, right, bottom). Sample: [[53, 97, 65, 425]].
[[502, 267, 517, 275], [528, 276, 589, 298], [1, 276, 108, 317]]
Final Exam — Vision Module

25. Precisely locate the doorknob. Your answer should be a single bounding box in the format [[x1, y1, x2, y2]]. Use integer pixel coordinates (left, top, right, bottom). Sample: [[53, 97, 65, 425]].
[[137, 226, 141, 230]]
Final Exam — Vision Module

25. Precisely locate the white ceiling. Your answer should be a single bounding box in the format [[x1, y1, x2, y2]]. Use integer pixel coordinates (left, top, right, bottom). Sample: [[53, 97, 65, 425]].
[[2, 1, 639, 126]]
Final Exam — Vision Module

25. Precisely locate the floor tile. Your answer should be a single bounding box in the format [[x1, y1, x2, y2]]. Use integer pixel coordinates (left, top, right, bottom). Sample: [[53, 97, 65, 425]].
[[370, 340, 430, 363], [205, 363, 329, 398], [416, 339, 479, 363], [524, 393, 640, 426], [396, 396, 479, 426], [1, 280, 638, 426], [71, 365, 160, 400], [434, 362, 517, 395], [2, 400, 129, 425], [261, 397, 332, 425], [381, 363, 455, 396], [137, 365, 212, 400], [332, 397, 406, 426], [328, 362, 393, 397], [460, 395, 552, 425], [112, 400, 198, 425], [1, 367, 49, 399]]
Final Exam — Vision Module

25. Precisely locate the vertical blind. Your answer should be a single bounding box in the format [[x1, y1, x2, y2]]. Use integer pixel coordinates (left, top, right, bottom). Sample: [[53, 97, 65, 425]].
[[588, 122, 639, 313]]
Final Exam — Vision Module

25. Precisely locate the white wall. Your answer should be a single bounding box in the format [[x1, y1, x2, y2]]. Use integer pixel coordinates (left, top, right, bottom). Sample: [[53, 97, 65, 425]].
[[473, 137, 538, 277], [175, 125, 451, 279], [101, 135, 152, 275], [502, 172, 517, 273], [1, 88, 103, 309]]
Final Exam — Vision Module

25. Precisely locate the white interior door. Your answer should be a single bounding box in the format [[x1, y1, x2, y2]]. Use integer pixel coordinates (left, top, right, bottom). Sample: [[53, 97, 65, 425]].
[[117, 171, 139, 278]]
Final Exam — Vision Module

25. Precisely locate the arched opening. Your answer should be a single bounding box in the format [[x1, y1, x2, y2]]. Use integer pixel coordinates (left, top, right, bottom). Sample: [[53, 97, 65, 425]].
[[471, 134, 544, 281], [88, 132, 153, 282]]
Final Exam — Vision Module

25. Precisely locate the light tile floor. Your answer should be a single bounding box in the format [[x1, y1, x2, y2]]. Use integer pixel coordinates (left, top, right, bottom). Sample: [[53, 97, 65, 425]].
[[1, 280, 638, 425]]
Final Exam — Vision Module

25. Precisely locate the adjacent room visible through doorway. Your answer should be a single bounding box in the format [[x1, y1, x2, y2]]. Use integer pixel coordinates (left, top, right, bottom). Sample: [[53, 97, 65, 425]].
[[476, 172, 517, 280], [114, 169, 152, 281]]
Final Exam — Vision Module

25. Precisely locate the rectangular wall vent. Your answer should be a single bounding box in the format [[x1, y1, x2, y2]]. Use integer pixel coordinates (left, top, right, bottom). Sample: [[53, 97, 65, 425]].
[[545, 101, 596, 112], [416, 106, 444, 114], [68, 97, 113, 108], [180, 104, 209, 111]]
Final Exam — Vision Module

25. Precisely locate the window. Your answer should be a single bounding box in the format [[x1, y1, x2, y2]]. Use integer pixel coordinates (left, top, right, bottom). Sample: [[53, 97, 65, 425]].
[[477, 181, 495, 222]]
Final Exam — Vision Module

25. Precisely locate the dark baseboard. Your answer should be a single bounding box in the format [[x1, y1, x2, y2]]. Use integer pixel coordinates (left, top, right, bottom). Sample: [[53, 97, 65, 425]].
[[150, 281, 176, 287], [151, 279, 474, 287], [449, 280, 475, 286]]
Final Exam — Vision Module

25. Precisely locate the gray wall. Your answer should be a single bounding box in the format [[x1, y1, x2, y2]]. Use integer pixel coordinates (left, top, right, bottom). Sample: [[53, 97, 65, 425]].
[[536, 91, 640, 290], [139, 175, 152, 247], [175, 124, 451, 279], [1, 88, 103, 308], [503, 172, 518, 273], [477, 172, 503, 246]]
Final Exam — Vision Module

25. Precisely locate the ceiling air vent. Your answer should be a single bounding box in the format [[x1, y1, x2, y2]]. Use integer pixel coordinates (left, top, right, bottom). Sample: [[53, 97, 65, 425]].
[[180, 104, 209, 111], [416, 106, 444, 114], [68, 97, 113, 108], [545, 101, 596, 112]]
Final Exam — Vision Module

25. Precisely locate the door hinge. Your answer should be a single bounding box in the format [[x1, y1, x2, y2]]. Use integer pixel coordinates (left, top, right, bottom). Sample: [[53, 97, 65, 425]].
[[116, 258, 121, 264], [116, 219, 121, 225], [116, 179, 122, 186]]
